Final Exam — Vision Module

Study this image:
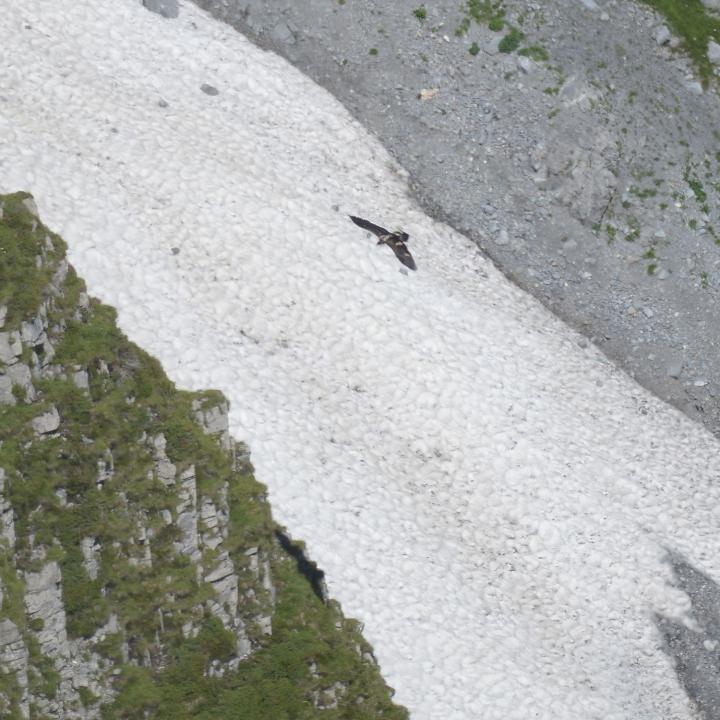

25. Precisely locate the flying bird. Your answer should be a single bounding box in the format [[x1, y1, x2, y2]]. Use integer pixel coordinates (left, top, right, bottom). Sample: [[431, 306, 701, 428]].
[[349, 215, 417, 271]]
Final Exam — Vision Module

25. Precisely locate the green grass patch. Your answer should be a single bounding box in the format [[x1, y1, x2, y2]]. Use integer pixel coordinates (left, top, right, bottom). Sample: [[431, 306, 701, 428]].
[[626, 216, 641, 242], [518, 45, 549, 62], [488, 16, 504, 31], [499, 28, 524, 53], [637, 0, 720, 85], [684, 167, 708, 203], [413, 6, 427, 21], [629, 185, 658, 200], [0, 193, 65, 328]]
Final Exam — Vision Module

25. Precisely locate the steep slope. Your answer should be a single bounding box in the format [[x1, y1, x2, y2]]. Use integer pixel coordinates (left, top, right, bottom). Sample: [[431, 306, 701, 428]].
[[3, 2, 720, 719], [191, 0, 720, 438], [0, 192, 406, 719]]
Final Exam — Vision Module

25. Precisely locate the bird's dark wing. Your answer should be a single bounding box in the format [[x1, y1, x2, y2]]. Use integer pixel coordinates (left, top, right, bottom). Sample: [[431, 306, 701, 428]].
[[389, 240, 417, 271], [349, 215, 390, 238]]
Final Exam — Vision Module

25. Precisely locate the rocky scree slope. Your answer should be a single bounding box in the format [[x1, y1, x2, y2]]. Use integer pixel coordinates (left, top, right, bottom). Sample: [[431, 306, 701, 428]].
[[189, 0, 720, 438], [0, 192, 406, 719]]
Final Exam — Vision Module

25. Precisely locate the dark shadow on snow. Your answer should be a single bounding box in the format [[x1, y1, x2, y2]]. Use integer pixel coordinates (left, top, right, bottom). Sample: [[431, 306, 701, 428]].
[[655, 549, 720, 720], [275, 528, 329, 605]]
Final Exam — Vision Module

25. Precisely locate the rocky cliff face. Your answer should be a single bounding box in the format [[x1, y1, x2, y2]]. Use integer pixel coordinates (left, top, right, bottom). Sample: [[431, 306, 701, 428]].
[[0, 192, 406, 719]]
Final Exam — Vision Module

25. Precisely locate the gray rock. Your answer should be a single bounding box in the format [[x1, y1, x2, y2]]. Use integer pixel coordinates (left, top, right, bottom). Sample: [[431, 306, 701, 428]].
[[496, 228, 510, 246], [24, 561, 69, 659], [81, 537, 100, 580], [175, 466, 200, 563], [700, 0, 720, 10], [0, 374, 15, 406], [201, 83, 219, 96], [20, 315, 44, 344], [708, 40, 720, 65], [0, 331, 23, 364], [517, 56, 535, 74], [0, 306, 6, 329], [0, 468, 16, 548], [21, 196, 38, 217], [72, 367, 89, 391], [655, 26, 671, 46], [0, 618, 29, 716], [7, 362, 36, 402], [152, 433, 177, 485], [32, 405, 60, 435], [686, 81, 704, 95], [142, 0, 179, 19], [269, 21, 295, 45], [667, 362, 683, 379], [193, 399, 232, 451], [481, 33, 501, 56], [97, 449, 114, 488]]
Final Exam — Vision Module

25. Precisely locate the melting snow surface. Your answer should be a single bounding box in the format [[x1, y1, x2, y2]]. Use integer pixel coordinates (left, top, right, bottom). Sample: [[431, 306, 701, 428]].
[[2, 2, 720, 718]]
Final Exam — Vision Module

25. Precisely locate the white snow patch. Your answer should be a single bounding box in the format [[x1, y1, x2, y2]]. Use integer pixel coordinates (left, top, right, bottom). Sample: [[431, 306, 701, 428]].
[[1, 2, 719, 718]]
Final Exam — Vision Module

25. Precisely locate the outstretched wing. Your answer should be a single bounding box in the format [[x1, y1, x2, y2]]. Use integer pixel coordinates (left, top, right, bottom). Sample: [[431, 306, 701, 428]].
[[390, 240, 417, 271], [349, 215, 390, 238]]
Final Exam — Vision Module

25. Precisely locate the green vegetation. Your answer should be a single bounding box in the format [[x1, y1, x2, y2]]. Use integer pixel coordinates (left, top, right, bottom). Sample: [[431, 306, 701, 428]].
[[368, 47, 378, 56], [456, 0, 505, 36], [498, 27, 523, 53], [638, 0, 720, 85], [413, 6, 427, 21], [0, 194, 66, 328], [625, 216, 641, 242], [518, 45, 549, 62], [488, 16, 504, 31], [685, 167, 708, 203], [643, 247, 658, 274], [0, 193, 407, 718], [469, 41, 480, 56], [629, 185, 658, 200]]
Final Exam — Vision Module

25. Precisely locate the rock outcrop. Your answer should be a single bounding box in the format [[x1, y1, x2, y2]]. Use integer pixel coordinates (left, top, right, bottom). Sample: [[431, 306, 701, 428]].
[[0, 193, 406, 718]]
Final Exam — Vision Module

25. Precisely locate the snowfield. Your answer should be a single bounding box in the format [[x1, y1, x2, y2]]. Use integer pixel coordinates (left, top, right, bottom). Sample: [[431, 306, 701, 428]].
[[2, 2, 720, 718]]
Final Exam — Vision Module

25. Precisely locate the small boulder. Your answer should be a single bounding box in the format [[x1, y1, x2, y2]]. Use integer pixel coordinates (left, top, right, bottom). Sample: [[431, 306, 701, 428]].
[[708, 40, 720, 65], [655, 26, 671, 46], [32, 406, 60, 435], [269, 21, 296, 45]]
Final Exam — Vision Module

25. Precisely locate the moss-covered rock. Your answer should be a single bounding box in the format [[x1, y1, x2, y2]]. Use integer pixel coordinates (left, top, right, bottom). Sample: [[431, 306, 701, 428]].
[[0, 192, 407, 719]]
